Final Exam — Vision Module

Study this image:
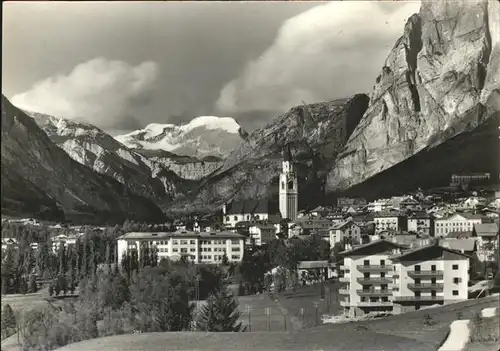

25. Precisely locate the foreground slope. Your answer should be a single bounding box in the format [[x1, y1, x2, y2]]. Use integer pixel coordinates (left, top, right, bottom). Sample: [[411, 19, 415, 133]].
[[182, 95, 369, 212], [327, 0, 500, 195], [1, 95, 165, 223]]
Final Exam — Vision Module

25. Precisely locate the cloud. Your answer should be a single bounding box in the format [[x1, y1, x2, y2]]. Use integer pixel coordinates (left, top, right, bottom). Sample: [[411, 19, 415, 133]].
[[12, 58, 159, 130], [216, 1, 421, 114]]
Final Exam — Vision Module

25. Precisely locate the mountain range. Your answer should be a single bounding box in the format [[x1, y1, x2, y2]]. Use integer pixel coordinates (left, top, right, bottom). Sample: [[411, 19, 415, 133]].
[[2, 0, 498, 221]]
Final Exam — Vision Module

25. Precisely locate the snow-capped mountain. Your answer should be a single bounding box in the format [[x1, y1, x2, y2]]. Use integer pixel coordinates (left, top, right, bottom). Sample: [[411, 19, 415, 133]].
[[27, 110, 174, 200], [114, 116, 246, 159]]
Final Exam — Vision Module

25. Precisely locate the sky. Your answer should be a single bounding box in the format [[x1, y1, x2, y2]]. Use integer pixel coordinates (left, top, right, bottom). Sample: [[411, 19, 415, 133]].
[[2, 1, 421, 135]]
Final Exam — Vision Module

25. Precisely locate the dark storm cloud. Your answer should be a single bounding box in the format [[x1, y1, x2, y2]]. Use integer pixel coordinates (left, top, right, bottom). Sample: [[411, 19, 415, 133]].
[[3, 1, 421, 133]]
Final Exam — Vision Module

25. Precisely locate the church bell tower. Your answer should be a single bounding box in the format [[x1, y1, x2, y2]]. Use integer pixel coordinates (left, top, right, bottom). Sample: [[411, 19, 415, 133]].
[[279, 145, 298, 221]]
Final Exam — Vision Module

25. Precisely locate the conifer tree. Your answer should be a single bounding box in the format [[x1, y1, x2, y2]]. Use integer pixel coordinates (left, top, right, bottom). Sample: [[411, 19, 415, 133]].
[[196, 288, 245, 332]]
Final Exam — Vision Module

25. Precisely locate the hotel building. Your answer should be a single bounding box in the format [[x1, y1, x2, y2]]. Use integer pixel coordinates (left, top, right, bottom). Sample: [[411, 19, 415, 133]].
[[116, 230, 245, 265]]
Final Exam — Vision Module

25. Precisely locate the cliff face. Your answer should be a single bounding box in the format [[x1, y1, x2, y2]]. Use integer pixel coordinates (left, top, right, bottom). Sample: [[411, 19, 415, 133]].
[[134, 149, 223, 181], [1, 96, 165, 223], [181, 95, 369, 213], [327, 0, 499, 194]]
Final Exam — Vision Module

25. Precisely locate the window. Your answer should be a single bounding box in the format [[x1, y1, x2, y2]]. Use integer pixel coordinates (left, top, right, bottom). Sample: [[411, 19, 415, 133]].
[[190, 248, 195, 252], [431, 278, 436, 284], [452, 290, 459, 296], [226, 216, 230, 222], [180, 240, 188, 245], [173, 240, 178, 245], [431, 265, 436, 271], [452, 264, 459, 270], [232, 247, 240, 252], [414, 278, 421, 284], [232, 255, 239, 260], [181, 248, 187, 253], [231, 239, 240, 245], [380, 259, 385, 266], [363, 260, 370, 266], [364, 273, 370, 278], [288, 181, 294, 190], [173, 248, 178, 252], [190, 240, 196, 245], [382, 297, 388, 302], [234, 216, 238, 221], [281, 182, 285, 190], [414, 265, 421, 272], [431, 290, 436, 297], [453, 278, 461, 284], [380, 272, 385, 278]]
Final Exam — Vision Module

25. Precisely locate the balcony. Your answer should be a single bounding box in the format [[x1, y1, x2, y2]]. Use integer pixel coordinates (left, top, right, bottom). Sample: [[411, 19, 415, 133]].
[[357, 289, 392, 297], [340, 300, 350, 307], [408, 270, 444, 278], [393, 295, 444, 302], [357, 265, 393, 272], [358, 301, 393, 307], [338, 288, 350, 295], [339, 276, 350, 283], [408, 283, 444, 291], [357, 277, 392, 285]]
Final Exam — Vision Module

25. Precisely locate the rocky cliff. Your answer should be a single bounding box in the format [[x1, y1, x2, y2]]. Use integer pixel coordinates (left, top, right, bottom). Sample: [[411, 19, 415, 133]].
[[179, 95, 369, 213], [327, 0, 500, 195], [1, 96, 165, 223], [134, 149, 223, 181]]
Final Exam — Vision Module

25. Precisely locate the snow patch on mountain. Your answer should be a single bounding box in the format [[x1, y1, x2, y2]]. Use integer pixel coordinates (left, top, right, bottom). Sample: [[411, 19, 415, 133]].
[[115, 116, 244, 159]]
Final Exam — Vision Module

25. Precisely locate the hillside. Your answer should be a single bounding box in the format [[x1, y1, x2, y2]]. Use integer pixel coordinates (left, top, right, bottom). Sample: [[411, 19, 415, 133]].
[[1, 95, 165, 224]]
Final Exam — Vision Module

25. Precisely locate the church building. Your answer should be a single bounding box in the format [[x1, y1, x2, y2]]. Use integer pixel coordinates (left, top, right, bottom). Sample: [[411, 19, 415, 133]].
[[279, 145, 298, 221]]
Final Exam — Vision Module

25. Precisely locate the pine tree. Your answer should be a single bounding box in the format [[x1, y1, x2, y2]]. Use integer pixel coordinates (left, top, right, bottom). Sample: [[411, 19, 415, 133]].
[[196, 288, 245, 332], [1, 304, 16, 330], [28, 274, 38, 293]]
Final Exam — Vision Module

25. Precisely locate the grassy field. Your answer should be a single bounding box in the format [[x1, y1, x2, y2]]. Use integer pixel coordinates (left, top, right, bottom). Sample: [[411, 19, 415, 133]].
[[316, 295, 500, 349], [54, 329, 435, 351]]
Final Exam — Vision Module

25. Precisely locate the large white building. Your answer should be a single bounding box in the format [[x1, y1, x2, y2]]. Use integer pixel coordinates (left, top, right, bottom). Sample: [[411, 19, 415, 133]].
[[338, 240, 470, 317], [434, 213, 482, 237], [116, 230, 245, 265], [279, 146, 298, 221]]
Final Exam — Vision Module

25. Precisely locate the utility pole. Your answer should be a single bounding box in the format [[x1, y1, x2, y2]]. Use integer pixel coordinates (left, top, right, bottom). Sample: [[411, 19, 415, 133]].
[[265, 307, 271, 332], [314, 301, 320, 327], [246, 305, 252, 332], [300, 308, 305, 326], [325, 286, 331, 313], [284, 310, 287, 331]]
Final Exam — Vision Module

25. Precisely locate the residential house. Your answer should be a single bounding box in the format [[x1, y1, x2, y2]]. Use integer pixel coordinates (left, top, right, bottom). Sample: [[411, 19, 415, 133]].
[[473, 223, 499, 262], [407, 212, 434, 236], [434, 213, 482, 238], [297, 260, 336, 285], [289, 217, 332, 239], [116, 230, 245, 265], [367, 199, 391, 213], [391, 244, 470, 314], [51, 233, 82, 253], [373, 211, 407, 234], [329, 220, 361, 246], [248, 223, 277, 246]]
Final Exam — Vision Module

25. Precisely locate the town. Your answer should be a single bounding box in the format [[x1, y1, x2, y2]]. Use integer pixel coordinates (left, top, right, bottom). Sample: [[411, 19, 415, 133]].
[[3, 151, 499, 321]]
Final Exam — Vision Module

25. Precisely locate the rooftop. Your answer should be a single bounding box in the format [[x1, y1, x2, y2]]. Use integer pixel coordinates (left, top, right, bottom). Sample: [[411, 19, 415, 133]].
[[473, 223, 499, 237], [117, 230, 245, 240]]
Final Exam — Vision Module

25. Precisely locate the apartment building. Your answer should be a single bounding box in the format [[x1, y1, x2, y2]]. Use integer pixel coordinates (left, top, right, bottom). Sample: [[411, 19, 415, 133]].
[[373, 211, 407, 234], [407, 212, 434, 236], [338, 240, 470, 317], [338, 240, 404, 317], [248, 223, 277, 246], [391, 245, 470, 314], [329, 220, 361, 246], [116, 230, 245, 265], [434, 213, 482, 237]]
